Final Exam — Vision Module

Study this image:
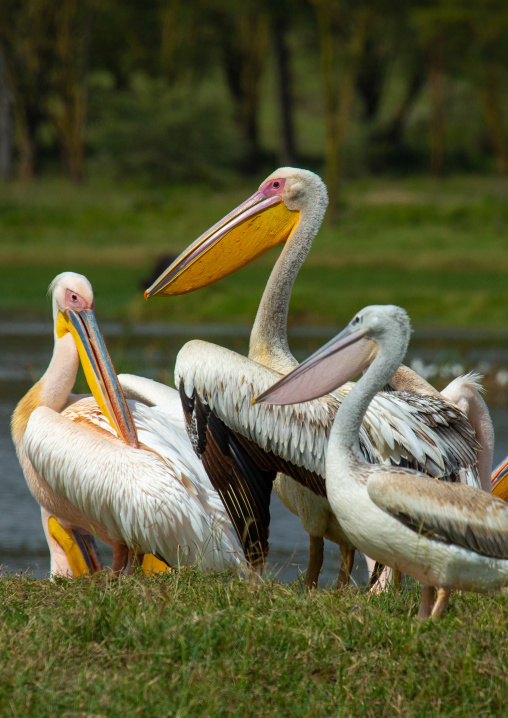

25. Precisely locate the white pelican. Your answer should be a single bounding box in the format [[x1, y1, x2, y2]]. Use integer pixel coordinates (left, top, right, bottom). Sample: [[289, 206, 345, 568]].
[[145, 168, 486, 588], [255, 305, 508, 618], [11, 272, 243, 577]]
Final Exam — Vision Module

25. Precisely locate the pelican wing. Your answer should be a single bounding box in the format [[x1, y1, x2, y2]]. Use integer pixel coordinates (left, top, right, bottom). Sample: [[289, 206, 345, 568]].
[[368, 470, 508, 559], [180, 385, 275, 566], [24, 400, 243, 572], [176, 341, 349, 558], [119, 373, 182, 408], [176, 341, 378, 479], [365, 390, 481, 486], [176, 341, 480, 484]]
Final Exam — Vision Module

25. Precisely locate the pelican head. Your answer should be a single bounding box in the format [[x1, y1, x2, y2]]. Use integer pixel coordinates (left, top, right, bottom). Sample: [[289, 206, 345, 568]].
[[50, 272, 94, 324], [145, 167, 328, 298], [50, 272, 138, 447], [254, 305, 411, 406]]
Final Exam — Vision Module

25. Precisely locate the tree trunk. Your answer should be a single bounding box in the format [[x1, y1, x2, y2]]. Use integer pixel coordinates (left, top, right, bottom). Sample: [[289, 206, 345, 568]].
[[428, 34, 445, 177], [221, 12, 269, 173], [160, 0, 180, 81], [477, 64, 508, 176], [0, 49, 12, 179], [314, 1, 369, 223], [50, 0, 91, 183], [13, 103, 36, 180], [272, 16, 296, 167]]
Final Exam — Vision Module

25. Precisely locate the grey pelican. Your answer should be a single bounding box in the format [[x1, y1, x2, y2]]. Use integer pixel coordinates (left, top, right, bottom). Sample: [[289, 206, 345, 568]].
[[255, 305, 508, 618], [11, 272, 243, 576]]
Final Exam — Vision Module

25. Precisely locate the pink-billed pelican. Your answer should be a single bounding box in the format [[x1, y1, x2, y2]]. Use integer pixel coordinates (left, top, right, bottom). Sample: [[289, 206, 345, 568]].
[[145, 168, 487, 588], [11, 272, 243, 577], [255, 305, 508, 618]]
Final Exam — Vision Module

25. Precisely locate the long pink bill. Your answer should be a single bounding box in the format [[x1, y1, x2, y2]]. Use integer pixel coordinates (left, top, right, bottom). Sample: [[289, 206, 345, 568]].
[[144, 190, 281, 298], [253, 325, 378, 406]]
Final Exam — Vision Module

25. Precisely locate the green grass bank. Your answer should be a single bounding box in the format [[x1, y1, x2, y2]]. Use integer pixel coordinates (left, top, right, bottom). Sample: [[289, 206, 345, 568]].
[[0, 572, 506, 717], [1, 174, 508, 329]]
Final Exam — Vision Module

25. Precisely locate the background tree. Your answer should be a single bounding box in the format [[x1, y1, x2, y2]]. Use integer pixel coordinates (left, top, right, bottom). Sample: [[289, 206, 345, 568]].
[[0, 0, 56, 178], [1, 0, 508, 188], [311, 0, 370, 221], [0, 48, 12, 179], [47, 0, 92, 182], [205, 0, 270, 172]]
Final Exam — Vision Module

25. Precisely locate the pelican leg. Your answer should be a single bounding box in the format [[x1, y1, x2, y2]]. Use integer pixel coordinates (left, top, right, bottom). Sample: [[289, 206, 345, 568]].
[[112, 543, 129, 574], [365, 555, 393, 593], [336, 547, 355, 589], [305, 535, 324, 589], [418, 585, 436, 619], [431, 588, 451, 620], [127, 550, 145, 575]]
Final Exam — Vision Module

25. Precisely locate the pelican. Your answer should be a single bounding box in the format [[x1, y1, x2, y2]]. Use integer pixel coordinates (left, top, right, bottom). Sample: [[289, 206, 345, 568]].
[[145, 168, 488, 587], [11, 272, 243, 577], [255, 305, 508, 618]]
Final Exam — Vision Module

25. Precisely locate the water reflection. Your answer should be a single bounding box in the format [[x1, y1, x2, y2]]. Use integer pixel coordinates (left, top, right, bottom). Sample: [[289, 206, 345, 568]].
[[2, 322, 508, 586]]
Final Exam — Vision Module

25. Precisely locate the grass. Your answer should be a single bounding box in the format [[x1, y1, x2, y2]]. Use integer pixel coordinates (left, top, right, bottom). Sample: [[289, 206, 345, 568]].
[[1, 571, 507, 717], [1, 174, 508, 328]]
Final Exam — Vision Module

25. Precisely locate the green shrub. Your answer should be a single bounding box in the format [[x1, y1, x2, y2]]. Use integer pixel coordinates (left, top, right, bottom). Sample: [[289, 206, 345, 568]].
[[88, 73, 245, 183]]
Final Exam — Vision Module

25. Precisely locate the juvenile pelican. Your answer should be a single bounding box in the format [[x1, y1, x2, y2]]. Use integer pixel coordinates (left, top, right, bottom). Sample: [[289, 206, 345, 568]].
[[11, 273, 243, 576], [255, 306, 508, 618], [146, 168, 484, 587]]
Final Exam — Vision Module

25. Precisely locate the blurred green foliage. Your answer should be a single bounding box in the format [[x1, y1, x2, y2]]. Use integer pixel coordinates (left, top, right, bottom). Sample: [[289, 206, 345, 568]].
[[88, 74, 245, 183], [1, 0, 508, 188]]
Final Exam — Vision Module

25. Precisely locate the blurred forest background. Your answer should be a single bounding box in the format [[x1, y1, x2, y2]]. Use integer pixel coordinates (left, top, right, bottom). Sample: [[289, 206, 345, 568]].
[[2, 0, 508, 194], [1, 0, 508, 329]]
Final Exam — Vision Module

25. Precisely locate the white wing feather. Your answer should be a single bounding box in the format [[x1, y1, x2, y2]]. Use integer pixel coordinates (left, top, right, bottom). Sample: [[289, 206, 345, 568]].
[[118, 374, 186, 432], [175, 340, 480, 485], [24, 398, 243, 571]]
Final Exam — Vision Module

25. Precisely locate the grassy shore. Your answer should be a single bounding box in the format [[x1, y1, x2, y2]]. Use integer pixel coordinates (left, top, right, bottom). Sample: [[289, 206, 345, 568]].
[[1, 174, 508, 328], [1, 571, 507, 717]]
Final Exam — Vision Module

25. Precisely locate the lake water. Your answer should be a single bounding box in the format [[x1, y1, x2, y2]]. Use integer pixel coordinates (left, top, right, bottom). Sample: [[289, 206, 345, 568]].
[[2, 322, 508, 587]]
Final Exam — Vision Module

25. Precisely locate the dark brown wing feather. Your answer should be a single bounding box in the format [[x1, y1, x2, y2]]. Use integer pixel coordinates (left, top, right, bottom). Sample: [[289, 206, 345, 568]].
[[179, 381, 274, 567]]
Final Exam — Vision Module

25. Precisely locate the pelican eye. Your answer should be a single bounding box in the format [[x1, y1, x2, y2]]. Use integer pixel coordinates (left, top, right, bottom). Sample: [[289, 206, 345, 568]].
[[65, 287, 89, 311], [272, 181, 280, 189]]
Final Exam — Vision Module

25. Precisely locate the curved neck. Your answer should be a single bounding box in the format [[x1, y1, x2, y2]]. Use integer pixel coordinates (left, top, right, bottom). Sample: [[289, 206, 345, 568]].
[[249, 205, 325, 374], [332, 332, 407, 459], [42, 332, 80, 409], [248, 233, 306, 372], [12, 332, 79, 447]]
